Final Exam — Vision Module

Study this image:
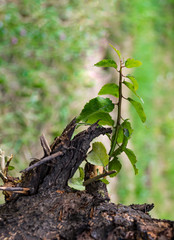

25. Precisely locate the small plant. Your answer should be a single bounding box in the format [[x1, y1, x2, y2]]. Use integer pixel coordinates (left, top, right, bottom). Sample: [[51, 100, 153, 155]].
[[68, 44, 146, 190], [0, 149, 22, 200], [0, 149, 15, 182]]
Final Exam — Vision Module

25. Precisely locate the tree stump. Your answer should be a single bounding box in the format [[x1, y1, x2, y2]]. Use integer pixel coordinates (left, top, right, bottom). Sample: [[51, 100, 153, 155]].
[[0, 119, 173, 240]]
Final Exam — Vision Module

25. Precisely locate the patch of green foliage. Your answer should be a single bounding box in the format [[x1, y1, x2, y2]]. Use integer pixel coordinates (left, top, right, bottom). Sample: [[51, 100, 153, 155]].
[[69, 45, 145, 189]]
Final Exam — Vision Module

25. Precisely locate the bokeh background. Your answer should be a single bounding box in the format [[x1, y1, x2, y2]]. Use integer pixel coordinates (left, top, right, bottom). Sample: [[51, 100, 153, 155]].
[[0, 0, 174, 220]]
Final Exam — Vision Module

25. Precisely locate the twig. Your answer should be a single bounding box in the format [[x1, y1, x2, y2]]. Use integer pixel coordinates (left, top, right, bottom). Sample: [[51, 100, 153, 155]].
[[83, 170, 116, 186], [109, 61, 123, 156], [0, 171, 7, 182], [4, 154, 13, 176], [0, 187, 30, 193], [20, 151, 63, 173], [40, 134, 51, 156], [0, 149, 5, 172]]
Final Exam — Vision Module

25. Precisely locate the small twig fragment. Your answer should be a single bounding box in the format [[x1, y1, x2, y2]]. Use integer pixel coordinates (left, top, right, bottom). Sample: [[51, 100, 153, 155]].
[[0, 187, 30, 193], [58, 208, 63, 221], [20, 151, 63, 173], [0, 171, 7, 182], [83, 170, 116, 186], [4, 154, 13, 176], [0, 149, 5, 173], [90, 206, 94, 218], [40, 134, 51, 156]]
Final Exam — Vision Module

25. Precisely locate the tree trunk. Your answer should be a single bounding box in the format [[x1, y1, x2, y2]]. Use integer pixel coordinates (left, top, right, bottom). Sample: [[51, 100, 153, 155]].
[[0, 119, 173, 240]]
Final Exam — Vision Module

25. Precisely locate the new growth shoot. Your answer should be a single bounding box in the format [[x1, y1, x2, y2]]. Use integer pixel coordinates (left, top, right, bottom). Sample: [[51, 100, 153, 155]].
[[68, 44, 146, 190]]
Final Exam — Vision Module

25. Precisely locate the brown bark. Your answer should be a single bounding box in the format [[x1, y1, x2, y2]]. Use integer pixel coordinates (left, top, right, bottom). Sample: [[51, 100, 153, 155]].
[[0, 119, 173, 240]]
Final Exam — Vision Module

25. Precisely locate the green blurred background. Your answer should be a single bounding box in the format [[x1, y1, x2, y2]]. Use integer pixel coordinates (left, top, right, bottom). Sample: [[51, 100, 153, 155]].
[[0, 0, 174, 220]]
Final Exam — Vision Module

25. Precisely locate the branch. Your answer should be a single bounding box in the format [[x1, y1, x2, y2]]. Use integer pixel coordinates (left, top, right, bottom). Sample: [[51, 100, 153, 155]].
[[83, 170, 116, 186], [40, 134, 51, 156], [20, 151, 63, 173], [0, 187, 30, 193]]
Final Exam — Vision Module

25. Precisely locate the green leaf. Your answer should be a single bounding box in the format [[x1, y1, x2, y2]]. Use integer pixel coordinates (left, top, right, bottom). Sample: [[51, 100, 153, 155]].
[[117, 126, 124, 143], [100, 178, 110, 184], [109, 44, 122, 59], [77, 97, 114, 122], [8, 166, 15, 171], [111, 121, 132, 157], [126, 75, 138, 91], [122, 120, 133, 138], [87, 142, 109, 167], [68, 177, 85, 191], [98, 83, 119, 98], [125, 58, 142, 68], [116, 120, 133, 144], [94, 59, 117, 69], [109, 157, 122, 177], [124, 148, 138, 175], [111, 146, 122, 157], [123, 81, 136, 93], [123, 128, 129, 138], [121, 135, 129, 151], [112, 135, 129, 157], [128, 98, 146, 123], [115, 135, 129, 155], [123, 81, 143, 103], [86, 111, 114, 126], [79, 167, 84, 179]]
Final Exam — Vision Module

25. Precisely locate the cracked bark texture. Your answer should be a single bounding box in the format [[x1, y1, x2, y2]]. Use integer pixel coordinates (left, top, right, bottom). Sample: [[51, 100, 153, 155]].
[[0, 119, 173, 240]]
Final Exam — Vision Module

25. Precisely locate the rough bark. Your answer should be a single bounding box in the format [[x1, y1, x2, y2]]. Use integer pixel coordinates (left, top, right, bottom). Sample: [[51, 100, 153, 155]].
[[0, 119, 173, 240]]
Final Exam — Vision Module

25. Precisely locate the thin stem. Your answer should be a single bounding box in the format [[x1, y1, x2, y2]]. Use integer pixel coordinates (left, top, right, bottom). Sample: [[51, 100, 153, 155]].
[[122, 95, 128, 100], [109, 61, 123, 157], [0, 171, 7, 182], [20, 151, 63, 173], [83, 170, 116, 186], [40, 134, 51, 156], [0, 187, 30, 193]]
